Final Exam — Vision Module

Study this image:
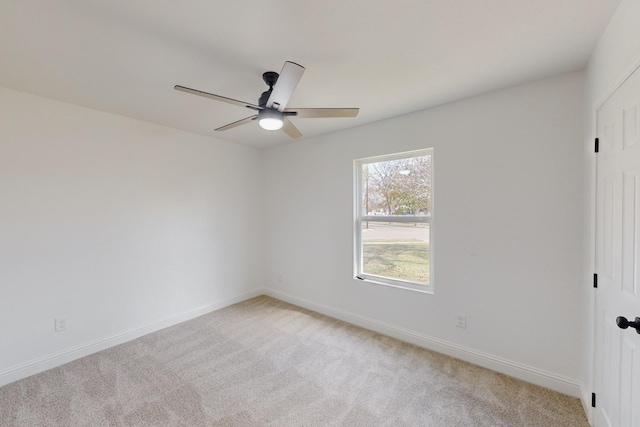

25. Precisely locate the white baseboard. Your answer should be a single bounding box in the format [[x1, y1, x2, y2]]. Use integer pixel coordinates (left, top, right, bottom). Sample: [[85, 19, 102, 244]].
[[2, 287, 585, 403], [264, 289, 583, 398], [580, 385, 594, 425], [0, 288, 263, 387]]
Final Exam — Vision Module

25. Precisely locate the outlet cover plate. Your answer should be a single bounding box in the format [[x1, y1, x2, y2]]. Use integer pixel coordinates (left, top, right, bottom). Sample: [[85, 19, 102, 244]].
[[55, 317, 67, 332], [456, 314, 467, 329]]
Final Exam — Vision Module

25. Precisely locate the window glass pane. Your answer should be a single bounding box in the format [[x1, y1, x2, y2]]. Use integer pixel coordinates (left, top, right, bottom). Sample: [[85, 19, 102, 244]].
[[361, 222, 430, 285], [361, 154, 431, 217]]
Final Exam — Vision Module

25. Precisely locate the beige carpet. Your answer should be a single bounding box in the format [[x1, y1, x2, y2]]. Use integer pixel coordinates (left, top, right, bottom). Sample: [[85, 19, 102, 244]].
[[0, 296, 588, 426]]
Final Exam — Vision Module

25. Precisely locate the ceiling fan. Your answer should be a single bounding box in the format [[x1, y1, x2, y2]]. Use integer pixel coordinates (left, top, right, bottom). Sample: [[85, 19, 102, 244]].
[[175, 61, 359, 138]]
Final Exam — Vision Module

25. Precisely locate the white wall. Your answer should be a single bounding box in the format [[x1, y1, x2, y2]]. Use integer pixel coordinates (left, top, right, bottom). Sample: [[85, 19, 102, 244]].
[[264, 71, 585, 395], [0, 87, 264, 385], [581, 0, 640, 419]]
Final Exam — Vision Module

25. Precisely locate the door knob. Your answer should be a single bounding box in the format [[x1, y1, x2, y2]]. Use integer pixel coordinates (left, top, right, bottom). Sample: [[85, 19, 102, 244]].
[[616, 316, 640, 334]]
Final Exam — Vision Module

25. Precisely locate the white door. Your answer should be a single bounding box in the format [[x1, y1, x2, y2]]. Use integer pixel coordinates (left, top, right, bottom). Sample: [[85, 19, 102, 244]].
[[594, 64, 640, 427]]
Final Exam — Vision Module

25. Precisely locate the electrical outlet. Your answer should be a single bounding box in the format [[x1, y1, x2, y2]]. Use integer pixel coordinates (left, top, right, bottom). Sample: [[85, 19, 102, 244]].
[[55, 317, 67, 332], [456, 314, 467, 329]]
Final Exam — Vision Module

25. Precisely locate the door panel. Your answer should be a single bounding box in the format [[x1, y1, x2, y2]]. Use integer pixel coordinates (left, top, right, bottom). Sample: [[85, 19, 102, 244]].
[[619, 336, 638, 427], [595, 64, 640, 427]]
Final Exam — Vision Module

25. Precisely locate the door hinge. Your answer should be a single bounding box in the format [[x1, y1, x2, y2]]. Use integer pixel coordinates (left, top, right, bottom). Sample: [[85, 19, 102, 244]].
[[593, 273, 598, 289], [592, 392, 596, 408], [595, 138, 599, 153]]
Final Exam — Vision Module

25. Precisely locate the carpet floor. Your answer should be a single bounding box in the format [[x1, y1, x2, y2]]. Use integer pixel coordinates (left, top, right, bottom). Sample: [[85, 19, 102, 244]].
[[0, 296, 589, 426]]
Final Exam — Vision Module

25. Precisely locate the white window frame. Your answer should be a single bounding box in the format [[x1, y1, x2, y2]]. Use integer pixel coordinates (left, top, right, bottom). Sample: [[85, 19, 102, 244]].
[[353, 148, 434, 293]]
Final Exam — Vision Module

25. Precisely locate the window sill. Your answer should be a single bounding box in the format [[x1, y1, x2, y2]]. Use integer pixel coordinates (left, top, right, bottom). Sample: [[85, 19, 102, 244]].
[[354, 275, 433, 294]]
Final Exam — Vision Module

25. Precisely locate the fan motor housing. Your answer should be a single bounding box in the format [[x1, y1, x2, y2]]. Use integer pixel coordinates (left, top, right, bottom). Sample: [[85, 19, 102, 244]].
[[259, 90, 271, 107], [259, 71, 279, 107]]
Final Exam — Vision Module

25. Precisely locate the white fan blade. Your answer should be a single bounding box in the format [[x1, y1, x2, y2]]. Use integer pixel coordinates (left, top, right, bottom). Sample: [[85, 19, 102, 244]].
[[285, 108, 359, 118], [175, 85, 261, 111], [215, 115, 258, 131], [281, 118, 302, 138], [266, 61, 305, 112]]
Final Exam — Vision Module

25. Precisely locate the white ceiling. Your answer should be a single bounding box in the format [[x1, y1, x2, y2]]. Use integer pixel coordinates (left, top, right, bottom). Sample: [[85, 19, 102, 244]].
[[0, 0, 620, 149]]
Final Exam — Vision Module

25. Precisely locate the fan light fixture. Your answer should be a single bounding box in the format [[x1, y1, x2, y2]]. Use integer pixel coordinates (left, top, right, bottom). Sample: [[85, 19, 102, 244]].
[[258, 109, 284, 130]]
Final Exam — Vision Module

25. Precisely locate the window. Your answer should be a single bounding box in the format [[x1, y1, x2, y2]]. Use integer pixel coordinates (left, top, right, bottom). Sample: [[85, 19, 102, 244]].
[[354, 149, 433, 293]]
